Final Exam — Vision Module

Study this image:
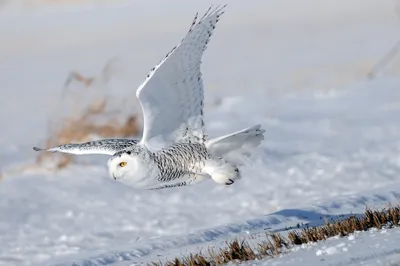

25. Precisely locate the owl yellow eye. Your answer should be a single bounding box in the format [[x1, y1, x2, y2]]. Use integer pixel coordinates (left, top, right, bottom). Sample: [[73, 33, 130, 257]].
[[119, 162, 127, 167]]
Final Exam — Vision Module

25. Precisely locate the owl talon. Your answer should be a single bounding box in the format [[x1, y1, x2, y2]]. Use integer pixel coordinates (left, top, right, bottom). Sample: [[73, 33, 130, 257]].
[[225, 179, 234, 185]]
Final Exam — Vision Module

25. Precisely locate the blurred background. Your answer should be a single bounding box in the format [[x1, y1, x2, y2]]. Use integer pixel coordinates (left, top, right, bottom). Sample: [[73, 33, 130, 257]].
[[2, 0, 400, 265], [1, 0, 400, 153]]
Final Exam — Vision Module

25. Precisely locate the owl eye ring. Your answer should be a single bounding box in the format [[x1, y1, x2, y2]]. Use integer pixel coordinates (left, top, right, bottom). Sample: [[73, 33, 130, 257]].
[[119, 162, 127, 167]]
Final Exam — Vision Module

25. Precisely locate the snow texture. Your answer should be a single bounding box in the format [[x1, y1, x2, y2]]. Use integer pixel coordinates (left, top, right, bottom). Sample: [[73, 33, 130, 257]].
[[2, 0, 400, 265]]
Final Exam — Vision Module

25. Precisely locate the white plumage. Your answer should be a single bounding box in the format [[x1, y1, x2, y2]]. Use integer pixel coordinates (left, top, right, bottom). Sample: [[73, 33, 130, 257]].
[[33, 5, 265, 190], [137, 7, 218, 146]]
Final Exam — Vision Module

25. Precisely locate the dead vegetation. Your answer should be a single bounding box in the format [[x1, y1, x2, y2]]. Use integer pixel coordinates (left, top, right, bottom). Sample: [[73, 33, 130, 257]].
[[35, 112, 139, 170], [367, 6, 400, 79], [288, 207, 400, 244], [215, 240, 257, 263], [0, 59, 140, 178], [63, 57, 118, 88], [34, 58, 140, 170], [151, 205, 400, 265]]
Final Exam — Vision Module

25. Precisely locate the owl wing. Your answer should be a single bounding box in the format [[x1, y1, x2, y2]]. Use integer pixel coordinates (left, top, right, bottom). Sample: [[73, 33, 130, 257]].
[[136, 5, 226, 148], [33, 139, 139, 156]]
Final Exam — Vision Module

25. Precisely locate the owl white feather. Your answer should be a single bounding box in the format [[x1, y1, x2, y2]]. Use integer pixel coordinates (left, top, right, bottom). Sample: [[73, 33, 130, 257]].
[[33, 5, 265, 190]]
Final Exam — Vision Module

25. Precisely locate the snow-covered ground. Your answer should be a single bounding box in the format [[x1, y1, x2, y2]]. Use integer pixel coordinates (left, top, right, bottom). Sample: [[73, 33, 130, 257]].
[[2, 0, 400, 265]]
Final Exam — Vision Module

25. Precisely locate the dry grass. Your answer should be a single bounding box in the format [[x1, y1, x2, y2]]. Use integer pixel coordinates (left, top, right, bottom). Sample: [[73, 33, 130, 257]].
[[35, 58, 140, 170], [64, 71, 95, 88], [288, 206, 400, 244], [63, 58, 117, 88], [154, 254, 211, 266], [36, 111, 139, 170], [151, 206, 400, 265], [215, 239, 257, 263]]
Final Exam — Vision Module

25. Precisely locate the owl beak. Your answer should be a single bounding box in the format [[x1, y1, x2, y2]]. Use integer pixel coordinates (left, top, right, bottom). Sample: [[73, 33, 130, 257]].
[[112, 174, 117, 180]]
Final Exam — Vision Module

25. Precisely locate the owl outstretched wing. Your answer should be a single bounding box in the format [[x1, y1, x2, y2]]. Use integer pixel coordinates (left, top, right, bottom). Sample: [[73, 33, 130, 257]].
[[33, 139, 138, 155], [136, 5, 226, 148], [32, 6, 226, 156]]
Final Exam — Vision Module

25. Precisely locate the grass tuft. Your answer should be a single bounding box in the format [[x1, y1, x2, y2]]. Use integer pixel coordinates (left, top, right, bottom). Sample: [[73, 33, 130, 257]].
[[215, 239, 257, 263]]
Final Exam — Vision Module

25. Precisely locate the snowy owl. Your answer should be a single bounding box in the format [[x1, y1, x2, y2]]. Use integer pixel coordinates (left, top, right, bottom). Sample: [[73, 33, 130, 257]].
[[33, 5, 265, 190]]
